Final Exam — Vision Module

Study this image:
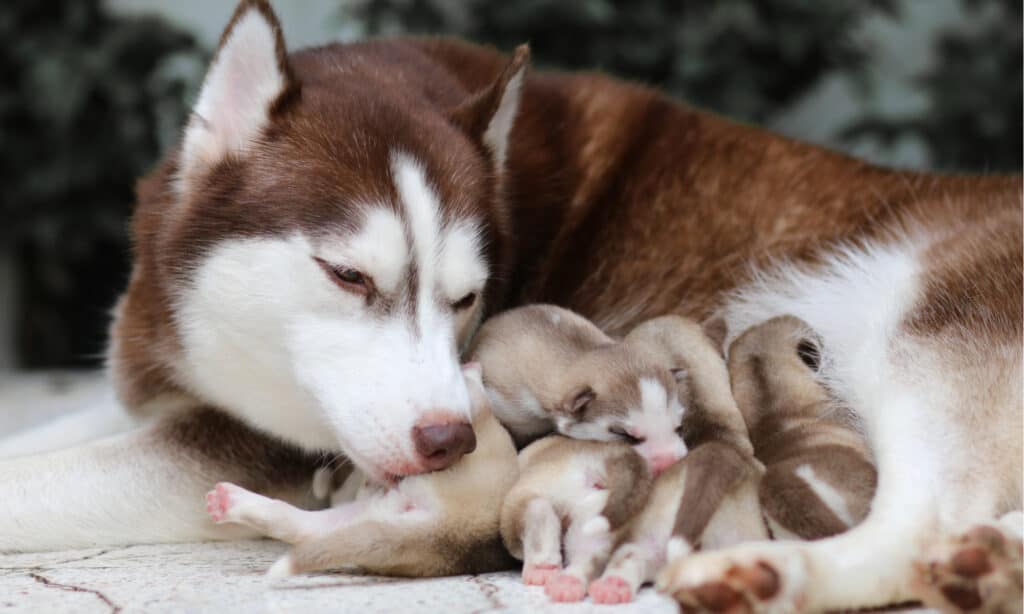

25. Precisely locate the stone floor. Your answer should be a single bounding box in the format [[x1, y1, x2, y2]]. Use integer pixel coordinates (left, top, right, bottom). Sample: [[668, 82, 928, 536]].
[[0, 371, 933, 612]]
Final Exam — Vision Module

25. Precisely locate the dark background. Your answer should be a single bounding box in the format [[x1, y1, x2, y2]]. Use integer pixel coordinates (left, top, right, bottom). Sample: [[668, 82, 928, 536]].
[[2, 0, 1020, 369]]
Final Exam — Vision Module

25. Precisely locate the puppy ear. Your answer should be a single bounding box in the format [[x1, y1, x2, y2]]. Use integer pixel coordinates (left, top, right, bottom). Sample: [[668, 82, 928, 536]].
[[449, 44, 530, 172], [560, 386, 595, 415], [179, 0, 297, 190]]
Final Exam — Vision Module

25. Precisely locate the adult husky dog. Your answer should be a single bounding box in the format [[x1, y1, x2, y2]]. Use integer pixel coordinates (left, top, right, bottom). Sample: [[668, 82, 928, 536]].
[[1, 1, 1019, 611]]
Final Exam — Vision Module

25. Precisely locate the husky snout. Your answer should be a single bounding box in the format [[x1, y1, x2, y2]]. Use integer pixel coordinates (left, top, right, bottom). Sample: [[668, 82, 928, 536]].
[[412, 420, 476, 471]]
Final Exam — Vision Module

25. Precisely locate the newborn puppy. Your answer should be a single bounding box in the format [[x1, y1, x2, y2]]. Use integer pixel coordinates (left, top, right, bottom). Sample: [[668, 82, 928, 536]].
[[470, 305, 690, 475], [727, 315, 877, 539], [499, 312, 768, 603], [499, 435, 654, 602], [204, 364, 520, 578]]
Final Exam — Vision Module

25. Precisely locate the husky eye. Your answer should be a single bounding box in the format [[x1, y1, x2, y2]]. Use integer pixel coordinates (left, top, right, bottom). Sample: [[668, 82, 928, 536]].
[[609, 426, 643, 445], [314, 258, 372, 296], [452, 292, 476, 311]]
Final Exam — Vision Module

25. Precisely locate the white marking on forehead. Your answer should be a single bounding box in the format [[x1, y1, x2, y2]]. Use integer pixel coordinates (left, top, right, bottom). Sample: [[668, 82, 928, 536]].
[[317, 208, 408, 294], [632, 377, 688, 460], [439, 219, 488, 300], [392, 154, 442, 325]]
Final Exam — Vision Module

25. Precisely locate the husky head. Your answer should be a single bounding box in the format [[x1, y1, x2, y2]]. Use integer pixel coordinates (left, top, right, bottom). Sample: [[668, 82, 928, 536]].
[[122, 1, 529, 481]]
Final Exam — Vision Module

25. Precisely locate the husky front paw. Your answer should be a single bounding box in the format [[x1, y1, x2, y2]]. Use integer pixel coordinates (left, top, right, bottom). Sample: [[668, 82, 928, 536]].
[[656, 544, 808, 613], [545, 573, 586, 602], [913, 523, 1023, 613], [589, 575, 634, 604]]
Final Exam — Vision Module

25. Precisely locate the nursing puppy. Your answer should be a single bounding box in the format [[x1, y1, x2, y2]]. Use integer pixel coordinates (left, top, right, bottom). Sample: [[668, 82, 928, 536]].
[[729, 316, 877, 540], [470, 304, 692, 472], [204, 364, 519, 577], [496, 309, 765, 602]]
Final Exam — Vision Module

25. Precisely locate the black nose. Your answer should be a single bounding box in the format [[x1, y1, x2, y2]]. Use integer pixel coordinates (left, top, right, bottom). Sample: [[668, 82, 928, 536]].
[[411, 422, 477, 471]]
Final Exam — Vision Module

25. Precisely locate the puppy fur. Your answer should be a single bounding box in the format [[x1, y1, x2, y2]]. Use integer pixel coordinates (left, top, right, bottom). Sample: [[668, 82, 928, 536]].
[[728, 315, 877, 540], [205, 366, 519, 577]]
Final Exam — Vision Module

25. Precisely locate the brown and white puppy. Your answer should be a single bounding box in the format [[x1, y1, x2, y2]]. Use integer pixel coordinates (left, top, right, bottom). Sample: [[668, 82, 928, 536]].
[[498, 311, 766, 603], [499, 435, 653, 602], [204, 364, 520, 577], [470, 304, 689, 474], [728, 315, 876, 540]]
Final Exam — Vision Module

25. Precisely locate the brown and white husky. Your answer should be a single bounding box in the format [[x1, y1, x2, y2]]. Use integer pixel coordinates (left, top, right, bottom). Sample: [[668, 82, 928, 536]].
[[0, 1, 1019, 611]]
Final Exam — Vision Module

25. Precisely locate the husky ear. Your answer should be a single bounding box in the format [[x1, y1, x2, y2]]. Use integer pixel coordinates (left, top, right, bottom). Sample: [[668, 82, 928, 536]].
[[449, 44, 530, 172], [179, 0, 296, 189]]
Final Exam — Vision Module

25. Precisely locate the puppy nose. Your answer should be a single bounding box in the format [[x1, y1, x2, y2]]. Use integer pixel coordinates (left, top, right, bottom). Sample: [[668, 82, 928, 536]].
[[650, 453, 681, 477], [412, 421, 476, 471]]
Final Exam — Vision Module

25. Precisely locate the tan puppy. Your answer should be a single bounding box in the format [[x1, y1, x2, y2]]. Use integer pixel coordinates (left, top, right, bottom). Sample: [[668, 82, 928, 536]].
[[204, 364, 520, 577], [498, 310, 767, 603], [499, 436, 654, 602], [470, 305, 691, 474], [728, 316, 877, 539]]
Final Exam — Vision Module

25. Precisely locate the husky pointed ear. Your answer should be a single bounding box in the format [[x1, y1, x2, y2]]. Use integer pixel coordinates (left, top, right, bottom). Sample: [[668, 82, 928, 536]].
[[179, 0, 296, 189], [449, 44, 530, 172]]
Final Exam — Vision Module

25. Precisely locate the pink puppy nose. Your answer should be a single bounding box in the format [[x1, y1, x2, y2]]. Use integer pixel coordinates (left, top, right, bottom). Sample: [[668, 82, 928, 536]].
[[649, 453, 681, 477], [412, 421, 477, 471]]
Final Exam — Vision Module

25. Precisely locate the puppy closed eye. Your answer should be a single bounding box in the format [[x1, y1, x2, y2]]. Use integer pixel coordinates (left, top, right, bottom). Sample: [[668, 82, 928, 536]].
[[609, 426, 643, 445]]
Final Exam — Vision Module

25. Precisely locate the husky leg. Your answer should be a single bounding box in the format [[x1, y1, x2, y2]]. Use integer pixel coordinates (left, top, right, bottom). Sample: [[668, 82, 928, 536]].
[[0, 408, 319, 552], [912, 510, 1023, 613], [0, 391, 141, 460]]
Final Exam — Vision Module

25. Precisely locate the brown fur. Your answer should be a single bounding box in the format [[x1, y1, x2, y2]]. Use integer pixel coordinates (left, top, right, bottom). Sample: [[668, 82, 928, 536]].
[[728, 316, 878, 539]]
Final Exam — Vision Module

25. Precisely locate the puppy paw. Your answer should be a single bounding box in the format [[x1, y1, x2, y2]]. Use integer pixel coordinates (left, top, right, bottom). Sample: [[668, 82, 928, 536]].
[[522, 563, 560, 586], [205, 482, 239, 523], [546, 573, 586, 602], [589, 575, 633, 604], [656, 544, 807, 613], [913, 522, 1023, 613]]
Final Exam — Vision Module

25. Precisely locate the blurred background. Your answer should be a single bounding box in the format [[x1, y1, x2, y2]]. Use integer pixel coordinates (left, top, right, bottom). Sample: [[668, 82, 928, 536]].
[[0, 0, 1020, 373]]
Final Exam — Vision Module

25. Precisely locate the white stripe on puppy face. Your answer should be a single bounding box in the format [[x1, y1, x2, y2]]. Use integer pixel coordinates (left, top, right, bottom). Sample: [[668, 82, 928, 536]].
[[631, 377, 688, 473]]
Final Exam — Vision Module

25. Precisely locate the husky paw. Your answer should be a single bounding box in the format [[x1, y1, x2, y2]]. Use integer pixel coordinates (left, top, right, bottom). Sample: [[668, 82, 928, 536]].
[[913, 523, 1023, 613], [589, 575, 633, 604], [656, 545, 808, 613], [545, 574, 586, 602], [522, 563, 560, 586], [205, 482, 252, 523]]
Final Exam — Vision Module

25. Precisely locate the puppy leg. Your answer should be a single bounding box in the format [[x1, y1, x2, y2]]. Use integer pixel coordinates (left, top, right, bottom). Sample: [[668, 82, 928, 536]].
[[0, 408, 319, 552], [519, 498, 563, 586], [912, 510, 1023, 613], [206, 482, 364, 544], [547, 515, 613, 602], [589, 537, 663, 604]]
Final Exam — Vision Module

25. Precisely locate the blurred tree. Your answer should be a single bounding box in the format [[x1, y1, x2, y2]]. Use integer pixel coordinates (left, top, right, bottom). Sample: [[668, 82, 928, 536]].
[[344, 0, 897, 123], [0, 1, 204, 367], [842, 0, 1022, 171]]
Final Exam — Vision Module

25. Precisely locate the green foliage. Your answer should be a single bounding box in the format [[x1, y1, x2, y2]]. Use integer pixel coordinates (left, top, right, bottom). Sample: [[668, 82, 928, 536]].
[[0, 0, 204, 366], [345, 0, 897, 123]]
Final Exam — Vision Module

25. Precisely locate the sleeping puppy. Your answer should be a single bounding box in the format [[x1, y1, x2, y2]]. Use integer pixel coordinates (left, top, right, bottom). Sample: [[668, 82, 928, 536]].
[[469, 304, 693, 473], [495, 308, 768, 602], [204, 363, 520, 577]]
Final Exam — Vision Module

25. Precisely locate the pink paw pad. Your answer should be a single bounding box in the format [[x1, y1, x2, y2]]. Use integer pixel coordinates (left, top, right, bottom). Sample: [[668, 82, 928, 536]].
[[589, 575, 633, 604], [205, 483, 234, 522], [522, 563, 560, 586], [546, 574, 586, 602]]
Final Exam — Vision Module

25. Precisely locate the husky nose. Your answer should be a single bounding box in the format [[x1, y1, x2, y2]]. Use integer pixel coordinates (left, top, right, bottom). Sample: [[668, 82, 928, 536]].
[[412, 421, 476, 471]]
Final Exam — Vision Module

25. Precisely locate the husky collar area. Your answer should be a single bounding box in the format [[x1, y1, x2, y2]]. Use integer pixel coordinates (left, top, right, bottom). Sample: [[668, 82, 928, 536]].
[[0, 1, 1020, 612]]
